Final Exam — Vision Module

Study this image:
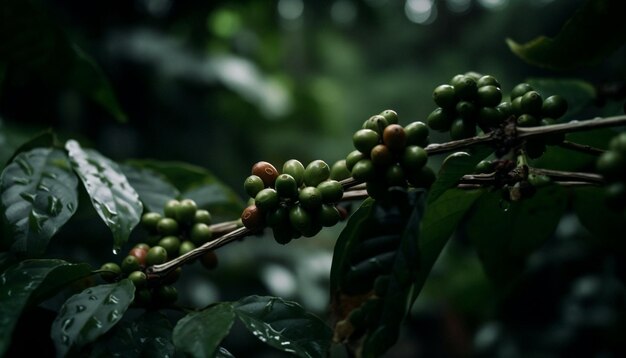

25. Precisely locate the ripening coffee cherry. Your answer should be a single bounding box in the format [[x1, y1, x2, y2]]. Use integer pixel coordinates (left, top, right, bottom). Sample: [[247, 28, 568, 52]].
[[380, 109, 399, 124], [404, 121, 429, 147], [200, 250, 219, 270], [179, 240, 196, 256], [194, 209, 212, 225], [158, 236, 181, 258], [330, 160, 351, 181], [477, 75, 501, 88], [241, 205, 264, 229], [345, 150, 365, 172], [176, 199, 197, 224], [129, 247, 148, 266], [304, 160, 331, 187], [370, 144, 393, 167], [510, 83, 534, 100], [542, 95, 568, 119], [134, 243, 150, 251], [289, 205, 312, 232], [496, 101, 513, 119], [299, 186, 323, 210], [456, 101, 477, 120], [155, 285, 178, 305], [521, 91, 543, 115], [190, 223, 212, 245], [450, 118, 477, 140], [319, 204, 341, 227], [121, 255, 141, 274], [426, 108, 454, 131], [128, 271, 147, 287], [146, 246, 168, 266], [517, 114, 538, 127], [156, 217, 179, 236], [597, 151, 626, 180], [382, 124, 407, 152], [353, 129, 380, 155], [244, 175, 265, 198], [100, 262, 121, 282], [282, 159, 305, 187], [255, 188, 279, 212], [317, 180, 343, 203], [452, 75, 477, 100], [141, 212, 162, 233], [362, 115, 389, 135], [351, 159, 375, 181], [251, 161, 279, 187], [402, 146, 428, 170], [540, 118, 565, 144], [385, 165, 406, 187], [433, 84, 457, 108], [476, 85, 502, 107], [477, 107, 504, 127]]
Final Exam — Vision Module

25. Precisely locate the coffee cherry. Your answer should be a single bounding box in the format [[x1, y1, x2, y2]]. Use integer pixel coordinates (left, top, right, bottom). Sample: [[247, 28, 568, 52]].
[[477, 75, 501, 88], [255, 188, 279, 212], [464, 71, 483, 81], [385, 165, 406, 187], [194, 209, 212, 225], [272, 225, 293, 245], [158, 236, 181, 258], [450, 118, 477, 140], [134, 289, 152, 306], [382, 124, 407, 152], [542, 95, 568, 119], [244, 175, 265, 198], [452, 75, 477, 100], [370, 144, 393, 167], [304, 160, 331, 187], [176, 199, 197, 224], [475, 160, 494, 174], [129, 247, 148, 266], [179, 240, 196, 256], [476, 85, 502, 107], [449, 74, 465, 87], [121, 255, 141, 274], [540, 118, 564, 144], [517, 114, 538, 127], [289, 205, 312, 232], [128, 271, 147, 287], [267, 206, 289, 228], [282, 159, 305, 187], [190, 223, 212, 245], [155, 285, 178, 305], [366, 179, 388, 201], [330, 160, 351, 181], [251, 161, 279, 187], [609, 133, 626, 153], [402, 146, 428, 171], [100, 262, 121, 282], [134, 243, 150, 251], [433, 84, 457, 108], [521, 91, 543, 115], [511, 96, 523, 116], [319, 204, 341, 227], [427, 108, 454, 131], [510, 83, 533, 100], [362, 115, 389, 135], [496, 101, 513, 119], [156, 217, 179, 236], [300, 221, 323, 238], [275, 174, 299, 199], [345, 150, 365, 172], [605, 182, 626, 210], [408, 166, 436, 188], [163, 267, 182, 284], [317, 180, 343, 203], [299, 186, 323, 210], [379, 109, 399, 124], [163, 200, 180, 219], [528, 174, 551, 187], [404, 121, 429, 147], [456, 101, 477, 120], [351, 159, 375, 181], [241, 205, 264, 229], [141, 212, 161, 233], [477, 107, 504, 127], [597, 151, 626, 180], [200, 250, 219, 270], [353, 129, 380, 155], [146, 246, 168, 266]]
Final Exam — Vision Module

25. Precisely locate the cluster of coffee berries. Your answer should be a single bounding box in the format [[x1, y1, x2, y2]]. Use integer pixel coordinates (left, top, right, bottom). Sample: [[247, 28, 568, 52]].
[[347, 109, 435, 200], [99, 198, 218, 306], [597, 132, 626, 212], [241, 160, 344, 244]]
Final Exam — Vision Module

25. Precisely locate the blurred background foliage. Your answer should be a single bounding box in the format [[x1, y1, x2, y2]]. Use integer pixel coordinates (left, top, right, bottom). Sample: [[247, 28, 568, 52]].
[[1, 0, 626, 357]]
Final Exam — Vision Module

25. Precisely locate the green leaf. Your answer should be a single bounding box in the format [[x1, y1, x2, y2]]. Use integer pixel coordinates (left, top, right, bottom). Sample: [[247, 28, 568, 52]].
[[0, 148, 78, 257], [66, 140, 143, 251], [526, 78, 596, 118], [573, 187, 626, 251], [51, 279, 135, 357], [506, 0, 626, 70], [216, 347, 235, 358], [329, 198, 375, 295], [466, 186, 568, 287], [119, 164, 180, 215], [0, 259, 91, 356], [172, 303, 235, 358], [5, 130, 62, 166], [91, 312, 174, 358], [126, 159, 244, 218], [234, 295, 332, 357]]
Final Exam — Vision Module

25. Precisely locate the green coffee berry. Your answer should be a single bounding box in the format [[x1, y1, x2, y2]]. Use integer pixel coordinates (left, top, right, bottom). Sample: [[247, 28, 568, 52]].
[[128, 271, 147, 287], [146, 246, 168, 266], [449, 74, 465, 87], [510, 83, 533, 100], [176, 198, 197, 224], [141, 212, 162, 233], [408, 166, 436, 188], [273, 225, 293, 245], [450, 118, 477, 140], [330, 160, 351, 181], [402, 146, 428, 170], [255, 188, 279, 212], [370, 144, 393, 167], [190, 223, 213, 245], [319, 204, 341, 227], [194, 209, 212, 225], [100, 262, 121, 282], [433, 84, 457, 108], [476, 85, 502, 107], [477, 107, 504, 127], [300, 221, 323, 238], [121, 255, 141, 274], [521, 91, 543, 115], [156, 217, 179, 236], [163, 199, 180, 219], [542, 95, 568, 119], [244, 175, 265, 198], [289, 205, 312, 232], [456, 101, 477, 120], [362, 115, 389, 135], [304, 160, 331, 187], [299, 186, 323, 210], [385, 165, 406, 187], [382, 124, 407, 152], [605, 182, 626, 210], [464, 71, 483, 81], [452, 75, 477, 100], [266, 206, 289, 228], [346, 150, 365, 172], [496, 101, 513, 119], [179, 240, 196, 256], [511, 96, 523, 116], [275, 174, 299, 199], [380, 109, 399, 124], [597, 151, 626, 180], [158, 236, 181, 258], [155, 285, 178, 305], [317, 180, 343, 203], [282, 159, 306, 187], [517, 114, 538, 127], [609, 133, 626, 153], [404, 121, 429, 147], [426, 107, 454, 131], [351, 159, 375, 181], [366, 179, 388, 201], [251, 161, 279, 187], [353, 129, 380, 155], [477, 75, 501, 88]]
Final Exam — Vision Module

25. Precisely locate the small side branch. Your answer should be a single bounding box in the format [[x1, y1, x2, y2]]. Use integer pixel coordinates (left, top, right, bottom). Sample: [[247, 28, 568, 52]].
[[558, 140, 605, 155]]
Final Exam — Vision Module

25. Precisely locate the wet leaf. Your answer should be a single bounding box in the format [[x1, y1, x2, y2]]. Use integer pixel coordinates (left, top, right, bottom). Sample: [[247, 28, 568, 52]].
[[119, 164, 179, 215], [66, 140, 142, 252], [0, 148, 78, 257], [506, 0, 626, 70], [51, 279, 135, 357], [234, 295, 332, 357], [172, 303, 235, 358], [5, 130, 61, 166], [91, 312, 174, 358], [0, 259, 91, 356]]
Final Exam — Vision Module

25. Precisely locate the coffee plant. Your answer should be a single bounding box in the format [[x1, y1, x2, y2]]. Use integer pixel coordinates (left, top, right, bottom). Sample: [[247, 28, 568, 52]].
[[1, 0, 626, 357]]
